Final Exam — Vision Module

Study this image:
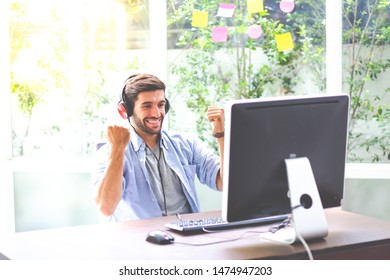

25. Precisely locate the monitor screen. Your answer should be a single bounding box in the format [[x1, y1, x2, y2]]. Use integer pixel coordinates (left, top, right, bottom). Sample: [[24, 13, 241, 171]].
[[222, 94, 350, 222]]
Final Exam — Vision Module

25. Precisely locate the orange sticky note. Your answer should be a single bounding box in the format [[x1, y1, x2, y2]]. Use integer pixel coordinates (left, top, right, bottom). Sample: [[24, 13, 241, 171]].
[[192, 10, 208, 28], [275, 32, 294, 52], [212, 27, 228, 42], [247, 0, 264, 14]]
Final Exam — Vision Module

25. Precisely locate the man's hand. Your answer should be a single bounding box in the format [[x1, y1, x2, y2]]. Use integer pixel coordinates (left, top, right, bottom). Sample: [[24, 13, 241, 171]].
[[206, 106, 224, 134], [207, 106, 225, 191], [106, 125, 131, 150]]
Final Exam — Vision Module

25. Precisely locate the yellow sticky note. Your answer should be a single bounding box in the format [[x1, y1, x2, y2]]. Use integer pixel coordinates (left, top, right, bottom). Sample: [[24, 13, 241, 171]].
[[247, 0, 264, 14], [275, 32, 294, 52], [192, 10, 208, 28]]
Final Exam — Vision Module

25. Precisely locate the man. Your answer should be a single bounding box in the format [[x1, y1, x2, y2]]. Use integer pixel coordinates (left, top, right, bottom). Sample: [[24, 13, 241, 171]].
[[93, 73, 224, 222]]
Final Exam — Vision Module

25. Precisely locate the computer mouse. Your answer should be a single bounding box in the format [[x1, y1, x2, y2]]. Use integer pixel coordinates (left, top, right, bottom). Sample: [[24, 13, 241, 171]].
[[146, 230, 175, 245]]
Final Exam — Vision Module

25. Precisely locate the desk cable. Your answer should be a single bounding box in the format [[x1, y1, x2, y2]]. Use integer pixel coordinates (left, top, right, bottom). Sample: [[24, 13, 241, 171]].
[[282, 204, 314, 260], [173, 229, 269, 247], [289, 219, 313, 260]]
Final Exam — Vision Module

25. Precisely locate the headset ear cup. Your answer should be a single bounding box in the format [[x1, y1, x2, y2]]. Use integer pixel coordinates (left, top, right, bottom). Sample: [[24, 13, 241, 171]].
[[165, 98, 170, 114], [117, 101, 132, 119]]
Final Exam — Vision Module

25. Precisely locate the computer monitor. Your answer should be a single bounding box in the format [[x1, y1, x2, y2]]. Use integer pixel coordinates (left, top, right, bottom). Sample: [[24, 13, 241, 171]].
[[222, 93, 350, 222]]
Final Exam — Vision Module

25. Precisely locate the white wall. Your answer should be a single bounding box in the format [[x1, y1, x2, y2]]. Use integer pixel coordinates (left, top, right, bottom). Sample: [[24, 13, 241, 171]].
[[343, 164, 390, 221], [0, 0, 15, 240]]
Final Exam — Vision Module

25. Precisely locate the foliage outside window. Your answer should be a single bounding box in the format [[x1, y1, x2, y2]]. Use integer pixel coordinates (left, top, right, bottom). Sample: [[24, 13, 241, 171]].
[[9, 0, 148, 158], [167, 0, 326, 149], [342, 0, 390, 162], [167, 0, 389, 163]]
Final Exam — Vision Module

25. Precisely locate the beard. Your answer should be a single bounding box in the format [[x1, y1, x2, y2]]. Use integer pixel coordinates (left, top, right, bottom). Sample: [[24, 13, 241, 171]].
[[132, 112, 163, 135]]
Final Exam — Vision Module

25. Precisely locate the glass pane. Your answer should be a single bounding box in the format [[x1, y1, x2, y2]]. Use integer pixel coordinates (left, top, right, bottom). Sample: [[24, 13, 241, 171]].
[[8, 0, 152, 231], [342, 0, 390, 163], [167, 0, 327, 149], [9, 0, 150, 158]]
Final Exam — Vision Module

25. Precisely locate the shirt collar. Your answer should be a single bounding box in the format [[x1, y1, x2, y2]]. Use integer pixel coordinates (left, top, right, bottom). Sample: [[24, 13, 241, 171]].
[[130, 126, 169, 152]]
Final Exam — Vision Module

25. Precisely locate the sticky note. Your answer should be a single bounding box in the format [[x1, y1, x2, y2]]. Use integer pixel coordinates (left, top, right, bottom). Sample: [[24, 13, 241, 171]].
[[192, 10, 208, 28], [212, 27, 228, 42], [280, 0, 295, 13], [217, 3, 236, 18], [247, 0, 264, 14], [247, 24, 263, 39], [275, 32, 294, 52]]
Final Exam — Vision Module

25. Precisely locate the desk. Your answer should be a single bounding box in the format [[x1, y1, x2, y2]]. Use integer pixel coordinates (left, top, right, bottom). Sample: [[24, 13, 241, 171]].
[[1, 207, 390, 260]]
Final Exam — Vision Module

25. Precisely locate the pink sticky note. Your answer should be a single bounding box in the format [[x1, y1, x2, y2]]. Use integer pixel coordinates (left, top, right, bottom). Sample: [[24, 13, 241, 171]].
[[275, 32, 294, 52], [192, 10, 208, 28], [247, 24, 263, 39], [212, 27, 228, 42], [217, 3, 236, 18], [280, 0, 295, 13]]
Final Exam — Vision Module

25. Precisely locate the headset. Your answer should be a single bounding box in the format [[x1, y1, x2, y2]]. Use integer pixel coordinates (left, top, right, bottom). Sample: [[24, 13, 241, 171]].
[[117, 74, 170, 120]]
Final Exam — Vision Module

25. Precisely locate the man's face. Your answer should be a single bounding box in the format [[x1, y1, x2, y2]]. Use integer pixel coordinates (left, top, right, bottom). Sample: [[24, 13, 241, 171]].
[[131, 90, 166, 135]]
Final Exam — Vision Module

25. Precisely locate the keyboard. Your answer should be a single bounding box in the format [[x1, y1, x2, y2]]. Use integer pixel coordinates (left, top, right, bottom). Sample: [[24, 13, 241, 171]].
[[165, 215, 289, 232]]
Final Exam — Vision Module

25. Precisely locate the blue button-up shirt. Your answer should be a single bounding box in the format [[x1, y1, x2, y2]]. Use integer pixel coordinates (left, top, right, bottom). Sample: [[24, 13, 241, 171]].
[[93, 129, 220, 222]]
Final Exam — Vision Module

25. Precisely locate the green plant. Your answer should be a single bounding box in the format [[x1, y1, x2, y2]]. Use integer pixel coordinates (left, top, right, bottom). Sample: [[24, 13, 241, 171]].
[[167, 0, 326, 148], [9, 0, 140, 157], [9, 1, 48, 156], [167, 0, 389, 162], [10, 80, 46, 156], [343, 0, 390, 162]]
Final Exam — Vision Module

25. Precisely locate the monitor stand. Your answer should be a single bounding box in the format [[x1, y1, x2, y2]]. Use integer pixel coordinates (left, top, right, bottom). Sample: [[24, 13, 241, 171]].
[[260, 157, 328, 244]]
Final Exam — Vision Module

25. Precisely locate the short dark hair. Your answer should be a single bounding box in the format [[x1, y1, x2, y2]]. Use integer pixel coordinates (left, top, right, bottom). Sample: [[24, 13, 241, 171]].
[[123, 73, 166, 108]]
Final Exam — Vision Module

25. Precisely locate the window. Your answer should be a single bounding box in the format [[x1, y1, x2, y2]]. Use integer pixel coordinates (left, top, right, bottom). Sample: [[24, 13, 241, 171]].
[[342, 0, 390, 163], [167, 0, 328, 147], [166, 0, 389, 164], [3, 0, 160, 233], [9, 0, 152, 158]]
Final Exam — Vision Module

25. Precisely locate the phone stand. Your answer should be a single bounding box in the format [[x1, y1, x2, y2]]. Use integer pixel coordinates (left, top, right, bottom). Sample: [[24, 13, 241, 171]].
[[260, 157, 328, 244]]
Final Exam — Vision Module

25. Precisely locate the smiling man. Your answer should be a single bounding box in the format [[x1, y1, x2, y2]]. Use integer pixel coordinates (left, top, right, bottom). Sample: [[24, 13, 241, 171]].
[[93, 73, 224, 222]]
